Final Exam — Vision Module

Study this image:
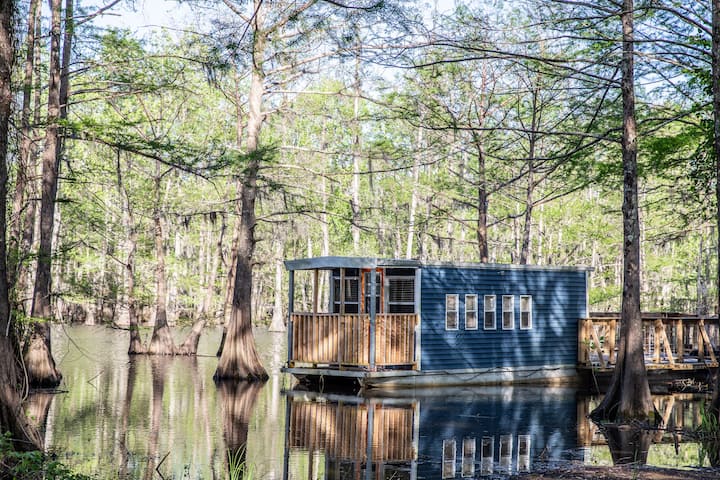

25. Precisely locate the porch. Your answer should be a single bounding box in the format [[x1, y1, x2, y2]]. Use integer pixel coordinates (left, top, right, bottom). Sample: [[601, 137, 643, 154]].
[[284, 257, 422, 373]]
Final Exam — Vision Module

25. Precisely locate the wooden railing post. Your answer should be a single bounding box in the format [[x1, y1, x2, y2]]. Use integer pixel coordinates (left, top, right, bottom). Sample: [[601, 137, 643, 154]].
[[287, 270, 295, 364], [676, 319, 684, 363], [578, 318, 589, 366], [369, 271, 377, 370]]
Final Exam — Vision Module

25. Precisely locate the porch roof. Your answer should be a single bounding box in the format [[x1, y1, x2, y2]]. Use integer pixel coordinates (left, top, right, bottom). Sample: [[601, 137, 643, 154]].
[[284, 256, 421, 271]]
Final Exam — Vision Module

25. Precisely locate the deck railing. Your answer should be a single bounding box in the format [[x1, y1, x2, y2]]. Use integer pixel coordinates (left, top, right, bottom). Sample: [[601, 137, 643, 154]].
[[289, 313, 418, 369], [578, 313, 719, 368]]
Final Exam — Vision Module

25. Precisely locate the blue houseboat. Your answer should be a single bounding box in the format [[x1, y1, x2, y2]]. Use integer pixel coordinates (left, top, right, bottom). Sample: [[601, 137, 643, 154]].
[[283, 256, 590, 389]]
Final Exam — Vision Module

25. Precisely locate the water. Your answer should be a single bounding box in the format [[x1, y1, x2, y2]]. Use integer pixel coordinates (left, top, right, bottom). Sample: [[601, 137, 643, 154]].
[[30, 325, 720, 479]]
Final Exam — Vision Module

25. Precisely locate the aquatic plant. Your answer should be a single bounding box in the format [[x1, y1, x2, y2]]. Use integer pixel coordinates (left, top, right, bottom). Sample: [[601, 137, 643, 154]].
[[0, 432, 93, 479]]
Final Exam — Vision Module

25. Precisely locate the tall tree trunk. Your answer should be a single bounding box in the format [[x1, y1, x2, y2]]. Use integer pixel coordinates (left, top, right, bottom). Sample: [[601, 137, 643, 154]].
[[215, 1, 268, 381], [350, 34, 362, 252], [201, 213, 225, 322], [591, 0, 654, 423], [9, 0, 40, 294], [28, 0, 65, 388], [147, 162, 175, 355], [0, 0, 42, 451], [268, 253, 285, 332], [406, 125, 422, 259], [116, 153, 144, 354], [711, 0, 720, 417]]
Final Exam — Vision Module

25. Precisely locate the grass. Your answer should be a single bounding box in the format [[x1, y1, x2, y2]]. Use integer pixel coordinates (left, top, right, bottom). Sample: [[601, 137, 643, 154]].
[[0, 432, 93, 480]]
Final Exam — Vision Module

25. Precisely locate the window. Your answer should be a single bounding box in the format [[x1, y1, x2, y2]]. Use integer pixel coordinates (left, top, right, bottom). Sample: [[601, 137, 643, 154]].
[[442, 439, 456, 479], [502, 295, 514, 330], [520, 295, 532, 330], [499, 434, 513, 471], [481, 436, 493, 475], [465, 295, 478, 330], [446, 295, 459, 330], [517, 435, 531, 472], [388, 275, 415, 313], [332, 269, 359, 314], [483, 295, 496, 330], [461, 438, 476, 477]]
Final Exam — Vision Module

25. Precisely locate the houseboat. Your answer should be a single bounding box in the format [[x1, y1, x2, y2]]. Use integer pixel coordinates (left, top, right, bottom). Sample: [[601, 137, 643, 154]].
[[283, 256, 590, 389]]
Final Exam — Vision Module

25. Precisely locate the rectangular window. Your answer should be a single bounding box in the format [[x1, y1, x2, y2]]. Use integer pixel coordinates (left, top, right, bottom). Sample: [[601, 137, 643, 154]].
[[499, 434, 513, 471], [332, 269, 360, 314], [481, 436, 493, 475], [446, 294, 459, 330], [388, 276, 415, 313], [363, 270, 382, 314], [520, 295, 532, 330], [483, 295, 496, 330], [465, 295, 478, 330], [502, 295, 514, 330], [461, 438, 475, 477], [442, 439, 456, 479], [517, 435, 531, 472]]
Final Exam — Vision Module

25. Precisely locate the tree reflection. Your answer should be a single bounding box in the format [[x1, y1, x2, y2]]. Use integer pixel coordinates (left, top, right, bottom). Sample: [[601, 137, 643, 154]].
[[600, 424, 653, 465], [217, 381, 263, 480], [24, 392, 53, 446], [145, 357, 168, 480]]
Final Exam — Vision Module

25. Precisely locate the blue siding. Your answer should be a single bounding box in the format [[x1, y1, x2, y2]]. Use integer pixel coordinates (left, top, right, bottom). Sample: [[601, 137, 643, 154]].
[[420, 266, 587, 371], [417, 387, 579, 477]]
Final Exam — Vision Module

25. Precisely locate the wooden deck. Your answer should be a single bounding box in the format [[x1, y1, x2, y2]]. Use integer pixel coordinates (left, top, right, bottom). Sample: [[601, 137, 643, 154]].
[[578, 313, 719, 372], [289, 313, 418, 370]]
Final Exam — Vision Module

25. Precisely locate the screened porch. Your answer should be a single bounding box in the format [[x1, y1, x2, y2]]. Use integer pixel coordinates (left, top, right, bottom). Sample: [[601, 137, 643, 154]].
[[284, 257, 421, 371]]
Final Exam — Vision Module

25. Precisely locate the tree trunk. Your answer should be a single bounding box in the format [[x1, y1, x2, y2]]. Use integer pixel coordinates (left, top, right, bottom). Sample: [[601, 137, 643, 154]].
[[214, 3, 268, 380], [201, 213, 225, 322], [176, 318, 207, 355], [269, 239, 285, 332], [0, 0, 42, 450], [591, 0, 654, 423], [406, 125, 422, 259], [27, 0, 64, 388], [116, 153, 144, 354], [9, 0, 40, 294], [147, 162, 175, 355], [711, 0, 720, 417], [350, 33, 362, 252]]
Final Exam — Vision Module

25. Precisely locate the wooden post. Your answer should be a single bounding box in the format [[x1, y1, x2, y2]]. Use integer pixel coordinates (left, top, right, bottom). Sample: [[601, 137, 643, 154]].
[[287, 270, 295, 364], [312, 269, 318, 314], [339, 268, 345, 315], [653, 319, 662, 363], [369, 269, 377, 370], [608, 319, 617, 364], [676, 319, 684, 363], [589, 322, 606, 368], [578, 319, 588, 366], [699, 319, 717, 363]]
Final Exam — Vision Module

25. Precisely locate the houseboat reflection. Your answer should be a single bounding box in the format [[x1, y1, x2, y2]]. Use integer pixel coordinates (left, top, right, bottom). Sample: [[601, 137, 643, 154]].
[[282, 387, 581, 479]]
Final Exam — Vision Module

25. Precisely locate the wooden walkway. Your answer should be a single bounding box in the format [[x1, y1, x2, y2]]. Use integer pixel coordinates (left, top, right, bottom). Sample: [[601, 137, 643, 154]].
[[578, 313, 719, 372]]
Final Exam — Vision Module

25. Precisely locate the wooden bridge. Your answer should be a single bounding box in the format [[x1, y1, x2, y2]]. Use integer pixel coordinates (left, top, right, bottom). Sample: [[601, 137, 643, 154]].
[[578, 313, 719, 372]]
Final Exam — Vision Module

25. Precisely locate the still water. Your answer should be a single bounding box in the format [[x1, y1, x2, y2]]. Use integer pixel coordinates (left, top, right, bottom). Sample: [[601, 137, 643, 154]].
[[30, 325, 718, 479]]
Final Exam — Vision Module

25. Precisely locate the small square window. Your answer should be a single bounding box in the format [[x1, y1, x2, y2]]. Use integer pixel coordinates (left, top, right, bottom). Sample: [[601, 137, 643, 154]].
[[465, 295, 478, 330], [517, 435, 531, 472], [520, 295, 532, 330], [502, 295, 514, 330], [446, 294, 459, 330], [483, 295, 496, 330]]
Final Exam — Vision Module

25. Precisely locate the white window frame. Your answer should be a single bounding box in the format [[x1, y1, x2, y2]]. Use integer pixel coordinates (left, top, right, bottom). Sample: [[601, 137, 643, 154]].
[[481, 436, 494, 475], [483, 295, 496, 330], [517, 435, 531, 472], [461, 437, 476, 477], [465, 294, 478, 330], [520, 295, 533, 330], [446, 294, 459, 331], [442, 439, 457, 479], [502, 295, 515, 330]]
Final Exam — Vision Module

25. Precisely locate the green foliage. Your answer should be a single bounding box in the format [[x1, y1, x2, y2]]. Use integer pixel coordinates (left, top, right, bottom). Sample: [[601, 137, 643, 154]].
[[0, 432, 93, 480]]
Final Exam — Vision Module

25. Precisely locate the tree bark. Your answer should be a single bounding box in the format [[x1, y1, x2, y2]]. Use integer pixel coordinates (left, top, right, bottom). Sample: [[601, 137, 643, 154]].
[[27, 0, 65, 388], [214, 0, 268, 381], [0, 0, 42, 450], [147, 162, 175, 355], [591, 0, 654, 423], [217, 381, 262, 478], [711, 0, 720, 417]]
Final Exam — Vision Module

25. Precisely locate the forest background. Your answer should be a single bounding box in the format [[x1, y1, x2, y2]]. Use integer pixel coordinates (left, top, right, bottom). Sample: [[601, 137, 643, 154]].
[[8, 0, 717, 335]]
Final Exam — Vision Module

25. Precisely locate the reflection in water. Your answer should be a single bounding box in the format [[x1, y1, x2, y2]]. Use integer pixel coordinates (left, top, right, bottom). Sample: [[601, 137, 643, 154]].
[[218, 381, 263, 480], [24, 392, 53, 447], [22, 326, 720, 478], [284, 388, 718, 479]]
